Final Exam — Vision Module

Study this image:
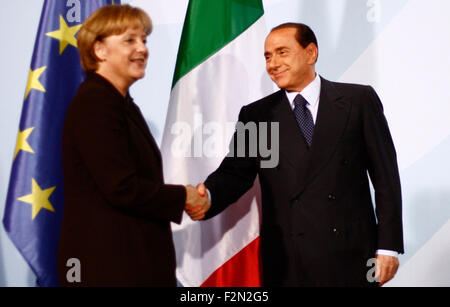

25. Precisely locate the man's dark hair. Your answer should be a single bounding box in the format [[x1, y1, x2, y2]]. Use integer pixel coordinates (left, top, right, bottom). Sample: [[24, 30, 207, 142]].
[[271, 23, 319, 60]]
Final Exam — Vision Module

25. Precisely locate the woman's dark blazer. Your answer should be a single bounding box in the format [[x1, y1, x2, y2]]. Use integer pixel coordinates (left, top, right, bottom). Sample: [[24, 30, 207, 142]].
[[57, 72, 186, 286]]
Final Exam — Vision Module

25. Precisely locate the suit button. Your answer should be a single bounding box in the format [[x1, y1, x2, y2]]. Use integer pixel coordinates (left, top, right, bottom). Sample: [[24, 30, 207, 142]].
[[342, 159, 349, 166], [328, 194, 336, 200]]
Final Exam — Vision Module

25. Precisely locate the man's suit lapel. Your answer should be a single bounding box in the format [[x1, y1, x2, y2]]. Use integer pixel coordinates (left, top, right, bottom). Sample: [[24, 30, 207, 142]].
[[270, 91, 309, 174], [292, 77, 351, 199]]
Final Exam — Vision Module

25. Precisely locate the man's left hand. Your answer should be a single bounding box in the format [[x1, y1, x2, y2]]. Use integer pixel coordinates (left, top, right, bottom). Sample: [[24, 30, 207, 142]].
[[375, 254, 399, 287]]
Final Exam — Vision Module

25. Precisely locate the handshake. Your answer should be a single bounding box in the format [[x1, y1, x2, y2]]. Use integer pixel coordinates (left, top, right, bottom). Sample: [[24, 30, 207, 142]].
[[184, 183, 211, 221]]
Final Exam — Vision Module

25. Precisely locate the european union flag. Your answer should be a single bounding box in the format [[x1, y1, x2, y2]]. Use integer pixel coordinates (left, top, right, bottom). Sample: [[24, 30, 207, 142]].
[[3, 0, 119, 287]]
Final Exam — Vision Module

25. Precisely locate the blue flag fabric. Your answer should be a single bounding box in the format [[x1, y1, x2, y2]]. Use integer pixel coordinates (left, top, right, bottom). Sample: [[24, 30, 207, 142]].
[[3, 0, 119, 287]]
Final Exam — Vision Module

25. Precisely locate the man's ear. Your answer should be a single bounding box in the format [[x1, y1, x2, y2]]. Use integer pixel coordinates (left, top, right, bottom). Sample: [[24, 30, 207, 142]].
[[306, 43, 318, 64], [93, 41, 106, 62]]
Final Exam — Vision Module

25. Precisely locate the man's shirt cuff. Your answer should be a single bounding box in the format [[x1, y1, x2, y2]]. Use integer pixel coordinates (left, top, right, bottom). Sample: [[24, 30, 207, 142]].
[[376, 249, 399, 257]]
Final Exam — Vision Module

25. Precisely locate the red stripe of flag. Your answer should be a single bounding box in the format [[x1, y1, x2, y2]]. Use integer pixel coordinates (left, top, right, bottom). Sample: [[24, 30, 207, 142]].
[[201, 236, 261, 287]]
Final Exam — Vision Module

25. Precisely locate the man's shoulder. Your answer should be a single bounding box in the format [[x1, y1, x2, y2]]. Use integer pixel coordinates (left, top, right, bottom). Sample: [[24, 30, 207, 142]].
[[322, 77, 373, 96], [244, 90, 285, 111]]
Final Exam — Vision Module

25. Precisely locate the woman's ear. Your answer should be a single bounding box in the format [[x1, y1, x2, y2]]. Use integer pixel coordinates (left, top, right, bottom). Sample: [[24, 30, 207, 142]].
[[93, 41, 106, 62]]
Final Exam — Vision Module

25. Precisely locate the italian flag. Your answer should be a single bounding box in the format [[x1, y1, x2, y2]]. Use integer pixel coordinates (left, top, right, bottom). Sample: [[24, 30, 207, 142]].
[[161, 0, 273, 286]]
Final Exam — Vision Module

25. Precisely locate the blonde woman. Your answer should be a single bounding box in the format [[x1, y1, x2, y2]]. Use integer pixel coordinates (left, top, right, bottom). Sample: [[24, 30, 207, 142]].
[[58, 4, 207, 286]]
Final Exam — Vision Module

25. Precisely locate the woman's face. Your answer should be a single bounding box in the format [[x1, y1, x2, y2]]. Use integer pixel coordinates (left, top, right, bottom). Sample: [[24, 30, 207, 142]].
[[95, 24, 148, 92]]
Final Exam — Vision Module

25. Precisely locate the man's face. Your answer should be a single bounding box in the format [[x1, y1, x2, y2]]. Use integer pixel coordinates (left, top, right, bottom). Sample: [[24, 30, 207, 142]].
[[264, 27, 317, 92]]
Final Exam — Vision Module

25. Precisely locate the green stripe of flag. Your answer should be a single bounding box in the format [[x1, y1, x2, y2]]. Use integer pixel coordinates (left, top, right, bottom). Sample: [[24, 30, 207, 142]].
[[172, 0, 264, 88]]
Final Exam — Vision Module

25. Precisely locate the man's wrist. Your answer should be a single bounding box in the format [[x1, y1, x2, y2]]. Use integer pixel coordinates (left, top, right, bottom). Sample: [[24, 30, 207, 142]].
[[376, 249, 398, 257], [206, 188, 211, 202]]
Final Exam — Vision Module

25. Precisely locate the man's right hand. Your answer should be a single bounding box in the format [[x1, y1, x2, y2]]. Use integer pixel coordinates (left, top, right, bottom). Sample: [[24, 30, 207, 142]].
[[185, 183, 211, 220]]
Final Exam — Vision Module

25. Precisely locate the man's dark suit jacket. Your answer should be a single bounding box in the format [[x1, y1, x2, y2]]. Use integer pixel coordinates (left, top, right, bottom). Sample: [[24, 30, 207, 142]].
[[205, 77, 403, 286], [58, 72, 186, 286]]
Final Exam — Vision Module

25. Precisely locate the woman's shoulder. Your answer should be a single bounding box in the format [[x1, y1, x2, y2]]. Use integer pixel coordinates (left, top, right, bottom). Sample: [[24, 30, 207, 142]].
[[69, 73, 124, 113], [66, 74, 125, 127], [76, 72, 122, 101]]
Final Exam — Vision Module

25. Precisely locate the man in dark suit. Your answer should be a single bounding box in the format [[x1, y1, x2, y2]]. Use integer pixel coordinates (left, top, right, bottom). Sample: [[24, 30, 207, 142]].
[[187, 23, 403, 286]]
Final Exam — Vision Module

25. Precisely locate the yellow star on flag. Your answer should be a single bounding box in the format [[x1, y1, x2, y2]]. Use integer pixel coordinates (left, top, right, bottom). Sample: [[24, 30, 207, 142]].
[[17, 178, 56, 220], [14, 127, 35, 160], [46, 15, 82, 55], [25, 66, 46, 100]]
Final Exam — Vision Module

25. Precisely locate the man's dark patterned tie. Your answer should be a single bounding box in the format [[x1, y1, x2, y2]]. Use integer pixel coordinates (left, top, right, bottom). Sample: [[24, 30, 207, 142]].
[[293, 94, 314, 147]]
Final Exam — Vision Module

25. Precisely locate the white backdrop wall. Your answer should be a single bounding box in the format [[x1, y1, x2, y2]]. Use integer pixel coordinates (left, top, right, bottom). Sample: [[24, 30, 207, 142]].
[[1, 0, 449, 286]]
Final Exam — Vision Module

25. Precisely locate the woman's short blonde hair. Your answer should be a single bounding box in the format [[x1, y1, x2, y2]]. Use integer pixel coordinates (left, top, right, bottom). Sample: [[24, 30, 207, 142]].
[[78, 4, 152, 71]]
